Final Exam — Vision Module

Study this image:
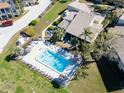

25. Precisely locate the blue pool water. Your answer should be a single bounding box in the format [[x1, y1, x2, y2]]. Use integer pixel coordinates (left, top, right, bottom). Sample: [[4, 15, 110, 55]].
[[36, 50, 71, 73]]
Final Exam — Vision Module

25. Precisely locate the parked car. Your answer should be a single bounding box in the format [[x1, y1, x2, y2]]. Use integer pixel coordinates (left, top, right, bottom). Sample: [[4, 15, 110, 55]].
[[2, 19, 13, 27]]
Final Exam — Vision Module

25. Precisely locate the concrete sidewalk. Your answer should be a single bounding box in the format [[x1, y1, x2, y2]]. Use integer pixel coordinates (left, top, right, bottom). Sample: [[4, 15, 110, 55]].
[[0, 0, 51, 54]]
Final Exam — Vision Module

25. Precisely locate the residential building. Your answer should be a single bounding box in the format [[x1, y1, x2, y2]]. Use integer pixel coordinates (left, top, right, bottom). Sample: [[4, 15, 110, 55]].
[[68, 1, 91, 13], [23, 0, 38, 7], [109, 13, 124, 71], [58, 1, 105, 43], [117, 13, 124, 26], [0, 2, 11, 20], [66, 11, 95, 42], [112, 37, 124, 71], [0, 0, 23, 20]]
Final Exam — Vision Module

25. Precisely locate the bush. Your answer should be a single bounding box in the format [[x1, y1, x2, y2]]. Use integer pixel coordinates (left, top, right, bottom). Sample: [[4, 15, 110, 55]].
[[53, 20, 60, 26], [52, 0, 58, 5], [47, 26, 55, 30], [29, 19, 38, 26], [22, 26, 36, 37], [94, 4, 109, 13], [59, 0, 68, 3]]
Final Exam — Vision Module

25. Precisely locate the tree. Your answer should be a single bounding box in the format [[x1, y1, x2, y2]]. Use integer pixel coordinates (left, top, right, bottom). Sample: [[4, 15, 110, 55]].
[[8, 47, 24, 60], [79, 27, 93, 43], [13, 0, 24, 14], [14, 47, 24, 56], [92, 31, 118, 62], [77, 27, 93, 60], [50, 28, 65, 43], [23, 26, 36, 37], [75, 65, 88, 80], [70, 37, 79, 48]]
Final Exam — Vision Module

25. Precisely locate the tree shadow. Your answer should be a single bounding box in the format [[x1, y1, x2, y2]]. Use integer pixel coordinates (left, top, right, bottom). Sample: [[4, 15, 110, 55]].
[[58, 9, 66, 15], [51, 79, 60, 88], [96, 56, 123, 92], [4, 54, 16, 62]]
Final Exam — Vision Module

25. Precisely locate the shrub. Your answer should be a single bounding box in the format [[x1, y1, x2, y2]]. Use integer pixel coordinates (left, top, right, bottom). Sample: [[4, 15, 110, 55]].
[[22, 26, 36, 37], [47, 26, 55, 30], [29, 19, 38, 26], [53, 20, 60, 26], [59, 0, 68, 3], [94, 4, 109, 13]]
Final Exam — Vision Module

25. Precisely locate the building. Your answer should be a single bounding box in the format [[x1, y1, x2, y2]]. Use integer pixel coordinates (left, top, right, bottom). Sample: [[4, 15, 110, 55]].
[[113, 37, 124, 72], [58, 1, 105, 43], [68, 1, 91, 13], [0, 0, 23, 20], [117, 13, 124, 26], [0, 2, 11, 20], [109, 13, 124, 71], [23, 0, 38, 7], [66, 11, 95, 42]]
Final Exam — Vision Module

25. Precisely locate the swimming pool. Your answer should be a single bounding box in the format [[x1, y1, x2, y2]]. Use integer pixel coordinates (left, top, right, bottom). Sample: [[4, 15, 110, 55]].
[[36, 50, 71, 73]]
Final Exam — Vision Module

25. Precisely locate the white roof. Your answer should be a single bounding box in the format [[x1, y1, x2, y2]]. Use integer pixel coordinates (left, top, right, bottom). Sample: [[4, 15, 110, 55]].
[[68, 1, 91, 13]]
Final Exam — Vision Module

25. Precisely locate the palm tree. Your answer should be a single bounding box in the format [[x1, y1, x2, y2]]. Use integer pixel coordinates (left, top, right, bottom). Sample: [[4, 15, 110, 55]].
[[76, 27, 93, 59], [70, 37, 79, 48], [50, 28, 65, 43], [79, 27, 93, 43]]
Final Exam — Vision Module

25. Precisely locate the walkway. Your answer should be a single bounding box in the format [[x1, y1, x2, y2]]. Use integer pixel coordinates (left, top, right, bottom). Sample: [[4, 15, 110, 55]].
[[0, 0, 51, 54]]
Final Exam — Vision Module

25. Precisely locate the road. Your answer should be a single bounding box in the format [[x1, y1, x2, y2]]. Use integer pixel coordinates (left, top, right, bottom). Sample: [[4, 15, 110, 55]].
[[0, 0, 51, 54]]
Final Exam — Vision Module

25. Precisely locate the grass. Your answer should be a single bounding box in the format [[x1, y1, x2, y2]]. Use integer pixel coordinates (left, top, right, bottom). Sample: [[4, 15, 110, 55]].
[[32, 1, 71, 37], [0, 33, 68, 93], [67, 63, 107, 93], [0, 1, 71, 93], [43, 1, 71, 23]]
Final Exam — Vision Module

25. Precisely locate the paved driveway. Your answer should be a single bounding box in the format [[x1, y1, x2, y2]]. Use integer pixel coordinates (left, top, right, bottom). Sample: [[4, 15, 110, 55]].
[[0, 0, 51, 54]]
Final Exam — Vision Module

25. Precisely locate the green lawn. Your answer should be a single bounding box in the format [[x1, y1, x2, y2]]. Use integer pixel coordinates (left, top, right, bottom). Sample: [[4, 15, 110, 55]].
[[0, 1, 71, 93], [67, 63, 107, 93], [0, 33, 68, 93], [43, 1, 71, 23]]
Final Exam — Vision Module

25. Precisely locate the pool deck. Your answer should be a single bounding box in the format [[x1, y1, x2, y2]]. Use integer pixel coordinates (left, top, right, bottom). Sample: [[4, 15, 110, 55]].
[[22, 41, 60, 79], [22, 41, 80, 81]]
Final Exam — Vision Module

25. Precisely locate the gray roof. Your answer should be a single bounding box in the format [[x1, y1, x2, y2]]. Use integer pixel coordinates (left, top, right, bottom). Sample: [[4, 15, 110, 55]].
[[63, 11, 77, 21], [112, 37, 124, 64], [117, 13, 124, 25], [68, 1, 91, 13], [66, 11, 95, 42], [58, 20, 70, 29], [109, 26, 124, 34]]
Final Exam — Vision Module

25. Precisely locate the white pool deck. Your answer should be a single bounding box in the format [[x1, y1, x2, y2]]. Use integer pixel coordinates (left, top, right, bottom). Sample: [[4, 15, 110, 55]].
[[22, 41, 60, 79], [22, 41, 79, 79]]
